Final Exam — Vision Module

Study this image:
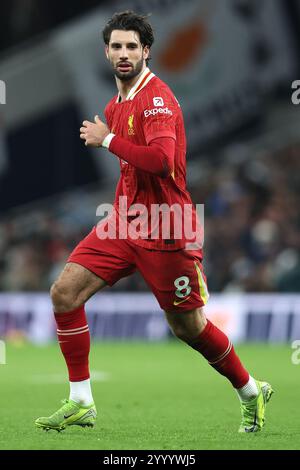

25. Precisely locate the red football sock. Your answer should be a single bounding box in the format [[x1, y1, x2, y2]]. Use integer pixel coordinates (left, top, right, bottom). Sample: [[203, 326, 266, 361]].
[[54, 305, 90, 382], [189, 320, 249, 388]]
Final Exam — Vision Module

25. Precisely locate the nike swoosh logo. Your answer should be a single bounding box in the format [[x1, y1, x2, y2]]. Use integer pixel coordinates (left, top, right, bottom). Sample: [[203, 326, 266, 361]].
[[64, 413, 75, 419], [245, 410, 258, 432], [245, 425, 257, 432], [173, 296, 191, 306]]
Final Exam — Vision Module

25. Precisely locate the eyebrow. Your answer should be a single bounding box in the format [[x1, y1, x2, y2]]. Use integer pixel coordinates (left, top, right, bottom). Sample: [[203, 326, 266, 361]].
[[110, 42, 139, 47]]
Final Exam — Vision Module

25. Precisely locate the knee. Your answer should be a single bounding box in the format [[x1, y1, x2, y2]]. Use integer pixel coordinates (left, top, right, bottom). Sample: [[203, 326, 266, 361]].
[[171, 323, 206, 343], [168, 310, 207, 343], [171, 324, 204, 343], [50, 281, 77, 313], [171, 324, 191, 343]]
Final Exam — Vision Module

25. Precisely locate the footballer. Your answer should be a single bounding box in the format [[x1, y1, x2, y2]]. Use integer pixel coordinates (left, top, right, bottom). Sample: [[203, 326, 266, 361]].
[[35, 11, 273, 433]]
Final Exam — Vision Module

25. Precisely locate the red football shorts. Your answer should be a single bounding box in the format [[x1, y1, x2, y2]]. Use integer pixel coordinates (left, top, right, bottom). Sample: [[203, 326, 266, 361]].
[[68, 227, 209, 312]]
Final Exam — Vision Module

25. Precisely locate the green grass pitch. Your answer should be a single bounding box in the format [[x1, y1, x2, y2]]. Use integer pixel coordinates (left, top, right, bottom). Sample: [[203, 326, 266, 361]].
[[0, 340, 299, 450]]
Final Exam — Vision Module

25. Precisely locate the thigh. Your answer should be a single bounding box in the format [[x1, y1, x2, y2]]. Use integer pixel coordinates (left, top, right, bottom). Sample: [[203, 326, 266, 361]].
[[54, 261, 106, 304], [68, 226, 136, 286], [136, 248, 209, 312]]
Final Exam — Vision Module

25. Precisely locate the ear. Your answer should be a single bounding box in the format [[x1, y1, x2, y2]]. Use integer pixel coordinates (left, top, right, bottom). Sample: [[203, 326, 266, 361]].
[[105, 45, 109, 59], [143, 45, 150, 61]]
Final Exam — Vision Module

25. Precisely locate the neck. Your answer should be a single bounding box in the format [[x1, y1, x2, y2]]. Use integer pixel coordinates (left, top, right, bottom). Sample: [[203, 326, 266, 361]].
[[116, 65, 147, 102]]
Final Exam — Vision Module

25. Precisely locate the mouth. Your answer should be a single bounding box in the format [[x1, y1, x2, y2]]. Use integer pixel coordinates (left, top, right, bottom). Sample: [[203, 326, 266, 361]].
[[117, 63, 132, 72]]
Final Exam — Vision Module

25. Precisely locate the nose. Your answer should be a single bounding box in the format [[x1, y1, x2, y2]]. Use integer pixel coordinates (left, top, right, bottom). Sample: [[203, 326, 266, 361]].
[[119, 46, 128, 59]]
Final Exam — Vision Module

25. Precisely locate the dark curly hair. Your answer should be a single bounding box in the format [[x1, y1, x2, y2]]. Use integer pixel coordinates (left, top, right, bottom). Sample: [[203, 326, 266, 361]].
[[102, 10, 154, 65]]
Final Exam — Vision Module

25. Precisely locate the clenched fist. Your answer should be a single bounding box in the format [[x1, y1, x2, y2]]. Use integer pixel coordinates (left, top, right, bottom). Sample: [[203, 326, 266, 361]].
[[80, 115, 110, 147]]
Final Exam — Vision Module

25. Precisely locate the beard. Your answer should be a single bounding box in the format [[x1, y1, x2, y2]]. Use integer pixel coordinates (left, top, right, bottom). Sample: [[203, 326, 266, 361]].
[[112, 57, 144, 82]]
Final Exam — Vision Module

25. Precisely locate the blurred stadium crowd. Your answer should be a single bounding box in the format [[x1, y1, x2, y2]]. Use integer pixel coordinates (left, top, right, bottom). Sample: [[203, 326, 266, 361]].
[[0, 0, 114, 53], [1, 139, 299, 293]]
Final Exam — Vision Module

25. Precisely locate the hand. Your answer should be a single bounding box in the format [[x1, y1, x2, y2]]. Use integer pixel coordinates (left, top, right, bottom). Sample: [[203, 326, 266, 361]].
[[80, 115, 110, 147]]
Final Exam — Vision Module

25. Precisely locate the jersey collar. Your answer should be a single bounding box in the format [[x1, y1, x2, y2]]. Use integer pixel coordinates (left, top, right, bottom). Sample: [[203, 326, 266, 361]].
[[116, 67, 155, 103]]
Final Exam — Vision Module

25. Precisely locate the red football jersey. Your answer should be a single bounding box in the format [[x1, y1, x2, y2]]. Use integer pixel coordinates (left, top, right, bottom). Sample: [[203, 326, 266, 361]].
[[104, 67, 200, 252]]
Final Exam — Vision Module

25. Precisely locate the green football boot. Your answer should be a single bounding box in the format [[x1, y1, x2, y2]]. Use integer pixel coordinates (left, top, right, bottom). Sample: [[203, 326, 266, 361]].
[[239, 381, 274, 433], [35, 399, 97, 432]]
